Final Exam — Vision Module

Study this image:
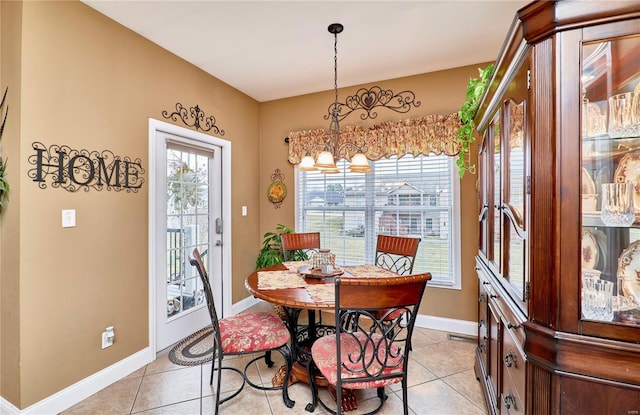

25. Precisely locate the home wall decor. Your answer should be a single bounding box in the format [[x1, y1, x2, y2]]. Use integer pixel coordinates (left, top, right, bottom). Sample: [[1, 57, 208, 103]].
[[324, 85, 421, 121], [28, 142, 145, 192], [162, 102, 225, 135]]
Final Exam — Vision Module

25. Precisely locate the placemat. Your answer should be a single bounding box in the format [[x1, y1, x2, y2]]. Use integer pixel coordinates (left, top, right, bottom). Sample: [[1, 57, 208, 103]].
[[342, 264, 397, 278], [305, 284, 335, 303], [258, 270, 307, 289], [281, 260, 310, 272]]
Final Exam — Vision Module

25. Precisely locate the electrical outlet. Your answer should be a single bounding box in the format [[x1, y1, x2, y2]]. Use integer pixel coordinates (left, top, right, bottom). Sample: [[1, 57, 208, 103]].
[[101, 326, 115, 349]]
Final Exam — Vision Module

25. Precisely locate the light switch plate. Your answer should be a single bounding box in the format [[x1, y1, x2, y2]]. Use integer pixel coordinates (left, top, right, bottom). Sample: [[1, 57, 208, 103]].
[[62, 209, 76, 228], [242, 206, 247, 216]]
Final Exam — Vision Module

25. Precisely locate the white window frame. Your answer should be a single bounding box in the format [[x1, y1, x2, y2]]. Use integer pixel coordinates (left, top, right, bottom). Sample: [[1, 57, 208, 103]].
[[294, 155, 461, 290]]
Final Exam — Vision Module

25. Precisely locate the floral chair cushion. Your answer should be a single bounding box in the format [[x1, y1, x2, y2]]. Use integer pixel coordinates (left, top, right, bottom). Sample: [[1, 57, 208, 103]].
[[219, 311, 290, 353], [311, 331, 404, 389]]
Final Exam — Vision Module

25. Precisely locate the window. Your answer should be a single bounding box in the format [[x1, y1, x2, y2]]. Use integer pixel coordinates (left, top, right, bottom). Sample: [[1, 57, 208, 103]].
[[296, 154, 461, 287]]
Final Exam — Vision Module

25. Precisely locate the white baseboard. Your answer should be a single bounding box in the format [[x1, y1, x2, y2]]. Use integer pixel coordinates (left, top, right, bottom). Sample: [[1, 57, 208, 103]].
[[235, 294, 477, 337], [0, 346, 154, 415], [231, 294, 262, 315], [415, 314, 477, 337]]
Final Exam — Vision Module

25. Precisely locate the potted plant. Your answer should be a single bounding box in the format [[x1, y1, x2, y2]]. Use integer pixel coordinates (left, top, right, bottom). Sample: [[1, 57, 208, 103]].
[[255, 223, 309, 269], [456, 64, 494, 177]]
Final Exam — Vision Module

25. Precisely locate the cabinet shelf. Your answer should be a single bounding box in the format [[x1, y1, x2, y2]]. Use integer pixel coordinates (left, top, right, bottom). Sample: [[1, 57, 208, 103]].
[[581, 213, 640, 228]]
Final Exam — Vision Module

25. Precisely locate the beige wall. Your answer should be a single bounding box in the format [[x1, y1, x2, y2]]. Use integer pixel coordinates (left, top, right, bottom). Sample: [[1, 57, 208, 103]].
[[1, 0, 482, 410], [259, 67, 482, 321], [1, 1, 261, 408], [1, 0, 23, 407]]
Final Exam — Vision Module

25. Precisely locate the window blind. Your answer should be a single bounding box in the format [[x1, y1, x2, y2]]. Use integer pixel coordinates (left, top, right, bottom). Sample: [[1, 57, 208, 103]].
[[296, 154, 460, 286]]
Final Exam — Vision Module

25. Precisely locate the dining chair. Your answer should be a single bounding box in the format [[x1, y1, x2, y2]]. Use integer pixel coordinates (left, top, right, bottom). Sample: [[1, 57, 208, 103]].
[[375, 234, 421, 275], [280, 231, 321, 261], [305, 273, 432, 415], [366, 234, 423, 331], [189, 248, 295, 414], [279, 231, 325, 325]]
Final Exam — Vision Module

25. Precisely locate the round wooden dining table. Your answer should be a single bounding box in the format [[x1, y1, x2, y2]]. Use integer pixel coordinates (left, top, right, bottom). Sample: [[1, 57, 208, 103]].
[[245, 263, 335, 311], [245, 263, 358, 412]]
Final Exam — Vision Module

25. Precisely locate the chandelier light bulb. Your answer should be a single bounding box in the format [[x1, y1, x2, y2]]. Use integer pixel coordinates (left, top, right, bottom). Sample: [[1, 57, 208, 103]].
[[349, 153, 371, 173], [315, 151, 337, 169], [298, 155, 317, 171]]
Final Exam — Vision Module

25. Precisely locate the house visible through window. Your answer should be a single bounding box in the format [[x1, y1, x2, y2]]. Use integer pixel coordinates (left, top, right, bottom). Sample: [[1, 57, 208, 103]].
[[296, 154, 461, 287]]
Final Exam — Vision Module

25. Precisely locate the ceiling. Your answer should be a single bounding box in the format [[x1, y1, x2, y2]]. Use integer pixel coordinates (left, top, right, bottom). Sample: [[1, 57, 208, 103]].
[[82, 1, 530, 102]]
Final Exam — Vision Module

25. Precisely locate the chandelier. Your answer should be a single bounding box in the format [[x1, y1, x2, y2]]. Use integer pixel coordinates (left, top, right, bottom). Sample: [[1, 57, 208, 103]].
[[298, 23, 371, 174]]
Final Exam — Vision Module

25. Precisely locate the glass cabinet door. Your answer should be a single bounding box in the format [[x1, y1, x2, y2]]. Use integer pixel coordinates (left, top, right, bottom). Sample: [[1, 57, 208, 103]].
[[581, 34, 640, 326], [502, 97, 527, 305], [479, 134, 490, 259], [490, 114, 501, 273]]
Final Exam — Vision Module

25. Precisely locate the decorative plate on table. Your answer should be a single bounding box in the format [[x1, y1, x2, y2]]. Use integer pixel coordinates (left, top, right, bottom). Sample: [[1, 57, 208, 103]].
[[582, 229, 599, 270], [614, 151, 640, 222], [297, 264, 343, 279], [616, 240, 640, 307]]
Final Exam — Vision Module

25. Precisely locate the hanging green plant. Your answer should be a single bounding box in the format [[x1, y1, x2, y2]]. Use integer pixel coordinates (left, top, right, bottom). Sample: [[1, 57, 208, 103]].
[[456, 64, 494, 177], [0, 86, 9, 212], [0, 159, 8, 210]]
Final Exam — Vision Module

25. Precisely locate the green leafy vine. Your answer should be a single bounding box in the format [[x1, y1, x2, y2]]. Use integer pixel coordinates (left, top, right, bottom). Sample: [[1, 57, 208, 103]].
[[456, 64, 494, 177], [0, 86, 9, 212]]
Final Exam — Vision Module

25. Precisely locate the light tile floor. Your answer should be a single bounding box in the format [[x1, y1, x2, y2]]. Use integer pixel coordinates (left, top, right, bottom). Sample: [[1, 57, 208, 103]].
[[62, 305, 487, 415]]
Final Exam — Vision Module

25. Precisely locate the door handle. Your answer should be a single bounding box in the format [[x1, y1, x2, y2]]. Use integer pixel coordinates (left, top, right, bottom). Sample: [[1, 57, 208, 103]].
[[215, 218, 223, 234]]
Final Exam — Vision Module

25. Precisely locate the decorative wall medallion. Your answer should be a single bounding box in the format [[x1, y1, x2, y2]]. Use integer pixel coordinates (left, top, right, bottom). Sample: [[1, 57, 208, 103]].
[[324, 86, 420, 121], [28, 142, 145, 193], [267, 169, 286, 208], [162, 103, 225, 136]]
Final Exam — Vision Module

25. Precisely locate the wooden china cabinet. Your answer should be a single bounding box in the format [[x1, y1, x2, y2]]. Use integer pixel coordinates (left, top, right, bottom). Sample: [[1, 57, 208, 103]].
[[474, 1, 640, 414]]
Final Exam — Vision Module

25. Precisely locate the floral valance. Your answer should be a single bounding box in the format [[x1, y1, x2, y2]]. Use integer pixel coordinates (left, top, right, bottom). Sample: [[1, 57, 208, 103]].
[[287, 112, 461, 164]]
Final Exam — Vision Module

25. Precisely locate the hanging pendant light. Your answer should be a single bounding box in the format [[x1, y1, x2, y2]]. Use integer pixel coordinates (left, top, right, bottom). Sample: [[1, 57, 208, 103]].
[[315, 150, 337, 169], [349, 152, 371, 172], [298, 155, 317, 171], [303, 23, 370, 174]]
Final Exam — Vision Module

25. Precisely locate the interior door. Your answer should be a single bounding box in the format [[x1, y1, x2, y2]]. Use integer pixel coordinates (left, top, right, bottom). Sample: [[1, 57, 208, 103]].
[[153, 129, 223, 351]]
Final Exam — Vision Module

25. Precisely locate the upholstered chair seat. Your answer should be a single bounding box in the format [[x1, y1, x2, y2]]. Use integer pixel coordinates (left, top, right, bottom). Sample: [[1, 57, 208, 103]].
[[311, 331, 404, 389], [219, 311, 290, 353]]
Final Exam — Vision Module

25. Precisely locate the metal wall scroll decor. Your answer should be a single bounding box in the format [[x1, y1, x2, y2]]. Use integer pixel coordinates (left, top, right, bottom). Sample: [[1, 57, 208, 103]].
[[267, 169, 286, 209], [28, 142, 145, 193], [0, 87, 7, 138], [324, 85, 421, 122], [162, 103, 225, 136]]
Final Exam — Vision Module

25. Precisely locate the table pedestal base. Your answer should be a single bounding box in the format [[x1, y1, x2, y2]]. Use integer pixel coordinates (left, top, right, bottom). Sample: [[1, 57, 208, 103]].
[[272, 364, 358, 412]]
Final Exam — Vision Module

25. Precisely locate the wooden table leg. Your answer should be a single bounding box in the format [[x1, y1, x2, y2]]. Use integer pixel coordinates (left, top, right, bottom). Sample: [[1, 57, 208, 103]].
[[271, 365, 290, 387], [328, 385, 358, 412], [271, 361, 328, 387], [276, 307, 360, 412]]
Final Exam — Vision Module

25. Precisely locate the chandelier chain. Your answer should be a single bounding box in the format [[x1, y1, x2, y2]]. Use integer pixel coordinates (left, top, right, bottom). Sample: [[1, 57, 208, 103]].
[[333, 30, 339, 116]]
